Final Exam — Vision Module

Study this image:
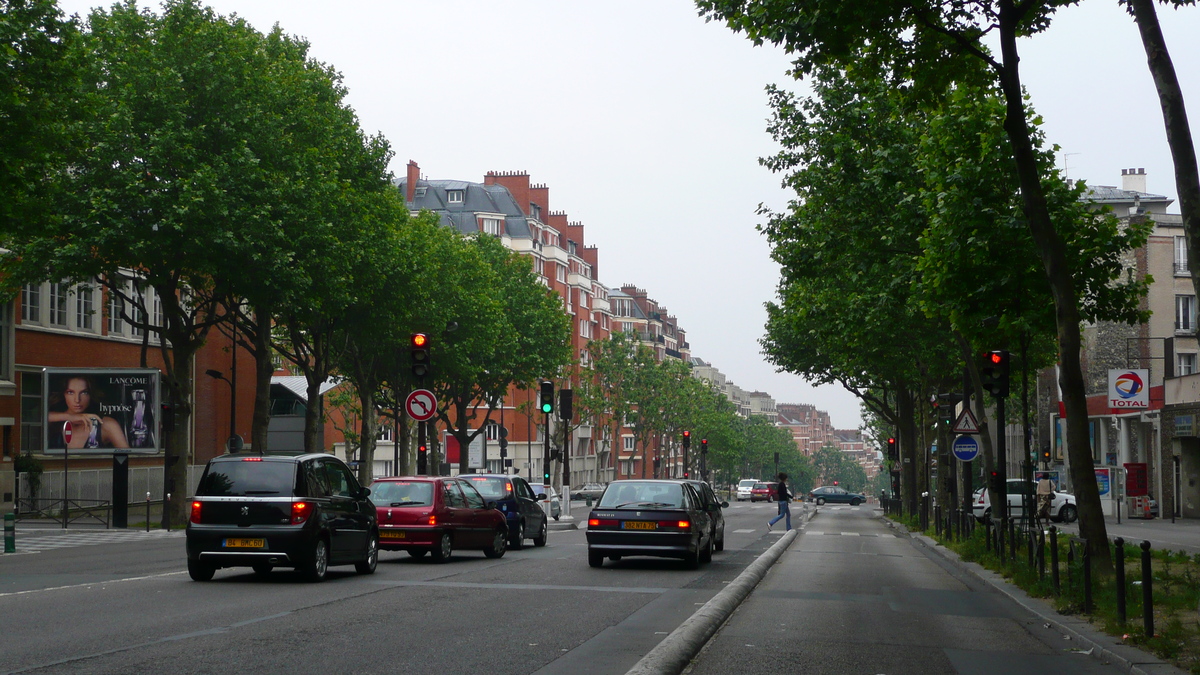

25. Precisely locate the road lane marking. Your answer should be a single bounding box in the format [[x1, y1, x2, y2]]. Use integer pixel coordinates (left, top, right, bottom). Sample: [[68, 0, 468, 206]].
[[370, 580, 670, 593], [0, 571, 187, 598]]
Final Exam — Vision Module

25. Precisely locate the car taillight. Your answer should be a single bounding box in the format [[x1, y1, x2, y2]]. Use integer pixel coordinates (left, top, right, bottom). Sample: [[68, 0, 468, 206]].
[[241, 457, 263, 462], [428, 515, 437, 526], [190, 501, 202, 524], [660, 520, 690, 529], [589, 518, 617, 528], [291, 501, 312, 524]]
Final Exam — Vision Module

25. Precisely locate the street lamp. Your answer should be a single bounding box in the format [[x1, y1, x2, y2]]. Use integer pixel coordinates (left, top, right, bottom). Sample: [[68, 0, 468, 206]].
[[205, 368, 236, 448]]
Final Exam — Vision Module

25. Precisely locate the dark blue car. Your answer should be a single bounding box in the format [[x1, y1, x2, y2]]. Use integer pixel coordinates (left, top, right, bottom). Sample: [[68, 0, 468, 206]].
[[460, 474, 548, 549]]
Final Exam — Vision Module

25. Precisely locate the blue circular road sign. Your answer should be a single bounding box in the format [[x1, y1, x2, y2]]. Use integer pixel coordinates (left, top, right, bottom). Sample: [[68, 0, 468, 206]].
[[952, 435, 980, 462]]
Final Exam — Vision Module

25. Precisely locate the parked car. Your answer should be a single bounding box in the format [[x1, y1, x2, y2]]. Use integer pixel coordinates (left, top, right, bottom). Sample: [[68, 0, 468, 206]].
[[808, 485, 867, 506], [684, 479, 728, 551], [527, 483, 562, 520], [186, 453, 378, 582], [571, 483, 606, 501], [585, 479, 714, 569], [460, 473, 548, 548], [972, 479, 1077, 523], [370, 476, 509, 562], [736, 478, 759, 502], [750, 482, 777, 502]]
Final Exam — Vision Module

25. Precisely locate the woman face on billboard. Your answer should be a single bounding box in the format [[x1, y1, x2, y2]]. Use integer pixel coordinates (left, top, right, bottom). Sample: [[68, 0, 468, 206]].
[[63, 377, 92, 414]]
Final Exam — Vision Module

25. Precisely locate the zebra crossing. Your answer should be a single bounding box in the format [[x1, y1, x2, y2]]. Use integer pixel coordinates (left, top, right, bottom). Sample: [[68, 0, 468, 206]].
[[3, 528, 183, 555]]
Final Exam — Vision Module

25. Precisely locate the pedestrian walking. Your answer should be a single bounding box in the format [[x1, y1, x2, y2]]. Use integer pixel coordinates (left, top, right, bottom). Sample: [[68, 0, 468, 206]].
[[767, 472, 792, 531], [1035, 475, 1055, 529]]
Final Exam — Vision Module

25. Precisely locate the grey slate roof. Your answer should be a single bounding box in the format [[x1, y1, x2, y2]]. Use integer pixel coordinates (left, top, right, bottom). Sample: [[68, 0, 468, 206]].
[[1082, 185, 1171, 205], [396, 177, 533, 237]]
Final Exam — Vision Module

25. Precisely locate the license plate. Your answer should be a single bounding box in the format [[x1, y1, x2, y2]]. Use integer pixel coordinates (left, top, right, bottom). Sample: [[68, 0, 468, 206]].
[[622, 521, 656, 530], [380, 531, 407, 539], [223, 538, 265, 548]]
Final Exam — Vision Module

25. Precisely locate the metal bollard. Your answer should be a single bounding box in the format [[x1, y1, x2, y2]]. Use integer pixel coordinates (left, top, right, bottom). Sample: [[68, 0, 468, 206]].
[[4, 512, 15, 553], [1141, 540, 1154, 638], [1115, 537, 1126, 626], [1037, 527, 1046, 580], [146, 492, 151, 533], [1082, 539, 1092, 614], [1050, 527, 1060, 594], [165, 493, 171, 532]]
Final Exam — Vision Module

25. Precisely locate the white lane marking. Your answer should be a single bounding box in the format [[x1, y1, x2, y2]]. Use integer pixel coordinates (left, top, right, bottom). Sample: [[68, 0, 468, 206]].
[[0, 571, 187, 598]]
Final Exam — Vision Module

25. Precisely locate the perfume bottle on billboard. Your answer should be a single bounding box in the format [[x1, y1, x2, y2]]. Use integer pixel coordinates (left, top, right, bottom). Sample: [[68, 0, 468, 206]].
[[129, 389, 152, 448]]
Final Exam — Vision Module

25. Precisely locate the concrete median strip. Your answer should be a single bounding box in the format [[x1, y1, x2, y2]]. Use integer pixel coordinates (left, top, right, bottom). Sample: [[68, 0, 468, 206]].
[[624, 503, 812, 675]]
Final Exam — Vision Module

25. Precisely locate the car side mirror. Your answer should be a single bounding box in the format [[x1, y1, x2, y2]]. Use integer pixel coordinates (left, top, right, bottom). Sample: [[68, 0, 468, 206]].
[[536, 493, 547, 500], [357, 487, 371, 499], [720, 501, 729, 508], [485, 500, 498, 510]]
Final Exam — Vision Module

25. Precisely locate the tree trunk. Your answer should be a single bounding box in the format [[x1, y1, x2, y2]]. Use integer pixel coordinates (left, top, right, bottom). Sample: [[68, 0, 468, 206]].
[[1128, 0, 1200, 319], [304, 376, 323, 454], [251, 308, 273, 453], [997, 0, 1111, 572], [356, 386, 377, 486], [897, 382, 918, 515]]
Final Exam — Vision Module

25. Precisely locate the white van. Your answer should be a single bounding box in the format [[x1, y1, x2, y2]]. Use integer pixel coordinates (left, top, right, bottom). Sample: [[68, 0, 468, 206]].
[[736, 478, 759, 502]]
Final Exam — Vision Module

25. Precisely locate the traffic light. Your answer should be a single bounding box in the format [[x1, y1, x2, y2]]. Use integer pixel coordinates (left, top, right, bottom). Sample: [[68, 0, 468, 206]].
[[410, 333, 430, 380], [980, 349, 1010, 398], [886, 437, 898, 460], [1041, 446, 1051, 464], [700, 438, 707, 452], [682, 430, 691, 450], [559, 389, 573, 421], [539, 381, 554, 414], [417, 443, 427, 471]]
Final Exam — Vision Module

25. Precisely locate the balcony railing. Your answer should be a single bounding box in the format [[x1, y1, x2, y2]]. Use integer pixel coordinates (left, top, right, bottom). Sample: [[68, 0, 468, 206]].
[[1176, 262, 1190, 275]]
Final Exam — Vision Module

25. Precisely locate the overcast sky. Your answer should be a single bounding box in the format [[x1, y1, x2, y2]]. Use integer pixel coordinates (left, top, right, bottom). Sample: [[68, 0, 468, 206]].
[[57, 0, 1200, 431]]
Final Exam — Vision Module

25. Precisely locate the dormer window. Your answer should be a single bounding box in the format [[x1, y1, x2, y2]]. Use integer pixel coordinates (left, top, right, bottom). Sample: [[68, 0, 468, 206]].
[[447, 190, 463, 204], [482, 218, 500, 235]]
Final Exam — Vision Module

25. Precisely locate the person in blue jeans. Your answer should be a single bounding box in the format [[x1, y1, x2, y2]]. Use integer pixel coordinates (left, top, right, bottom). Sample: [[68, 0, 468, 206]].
[[767, 472, 792, 531]]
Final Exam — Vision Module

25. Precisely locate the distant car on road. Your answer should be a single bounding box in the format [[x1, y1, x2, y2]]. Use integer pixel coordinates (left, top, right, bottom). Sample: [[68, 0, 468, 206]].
[[527, 483, 562, 520], [808, 486, 866, 506], [972, 479, 1077, 523], [571, 483, 606, 501], [750, 482, 777, 502], [370, 476, 509, 562], [459, 473, 548, 549], [736, 479, 758, 502]]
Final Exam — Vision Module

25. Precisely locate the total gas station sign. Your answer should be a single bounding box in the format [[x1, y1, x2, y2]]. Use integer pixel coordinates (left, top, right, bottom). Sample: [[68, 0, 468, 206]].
[[1107, 369, 1149, 410]]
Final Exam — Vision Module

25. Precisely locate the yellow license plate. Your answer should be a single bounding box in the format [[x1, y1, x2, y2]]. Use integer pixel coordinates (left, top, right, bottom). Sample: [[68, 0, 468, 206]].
[[223, 538, 265, 548], [622, 521, 656, 530], [380, 531, 407, 539]]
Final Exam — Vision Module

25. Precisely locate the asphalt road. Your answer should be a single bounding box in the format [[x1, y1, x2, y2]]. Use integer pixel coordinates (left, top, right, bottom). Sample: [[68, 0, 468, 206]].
[[0, 502, 784, 675]]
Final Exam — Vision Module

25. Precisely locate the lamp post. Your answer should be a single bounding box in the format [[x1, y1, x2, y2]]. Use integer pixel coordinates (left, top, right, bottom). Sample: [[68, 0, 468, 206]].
[[205, 369, 236, 448]]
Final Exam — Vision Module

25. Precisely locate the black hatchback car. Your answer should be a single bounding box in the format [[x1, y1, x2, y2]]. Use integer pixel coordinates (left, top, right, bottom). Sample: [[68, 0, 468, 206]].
[[683, 479, 728, 551], [585, 479, 714, 569], [186, 453, 378, 582], [459, 474, 548, 549]]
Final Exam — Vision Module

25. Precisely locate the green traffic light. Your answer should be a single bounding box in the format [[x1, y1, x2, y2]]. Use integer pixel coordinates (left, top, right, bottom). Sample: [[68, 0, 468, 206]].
[[541, 403, 552, 413]]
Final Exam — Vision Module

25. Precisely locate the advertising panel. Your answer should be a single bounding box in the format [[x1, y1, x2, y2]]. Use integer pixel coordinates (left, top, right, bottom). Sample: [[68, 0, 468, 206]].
[[1107, 369, 1149, 410], [1095, 467, 1111, 497], [42, 368, 161, 454]]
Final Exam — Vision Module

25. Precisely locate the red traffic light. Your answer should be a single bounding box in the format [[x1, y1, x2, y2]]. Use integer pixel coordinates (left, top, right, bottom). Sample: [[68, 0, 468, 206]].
[[411, 333, 428, 348], [682, 430, 690, 437], [989, 351, 1002, 364]]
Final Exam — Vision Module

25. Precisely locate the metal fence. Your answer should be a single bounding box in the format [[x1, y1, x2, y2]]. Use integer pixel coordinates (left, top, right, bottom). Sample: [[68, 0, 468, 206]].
[[16, 465, 203, 511]]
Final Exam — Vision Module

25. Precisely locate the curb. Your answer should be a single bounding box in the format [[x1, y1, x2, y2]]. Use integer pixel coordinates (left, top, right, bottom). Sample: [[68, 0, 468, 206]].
[[624, 502, 815, 675], [883, 518, 1188, 675]]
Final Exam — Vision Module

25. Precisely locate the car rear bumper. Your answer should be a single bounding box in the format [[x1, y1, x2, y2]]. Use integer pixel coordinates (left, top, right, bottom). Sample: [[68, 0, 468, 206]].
[[585, 531, 696, 558], [186, 524, 317, 567], [377, 524, 440, 550]]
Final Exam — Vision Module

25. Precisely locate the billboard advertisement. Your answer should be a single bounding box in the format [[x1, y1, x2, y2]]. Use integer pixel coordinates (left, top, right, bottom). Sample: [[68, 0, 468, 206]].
[[42, 368, 161, 455]]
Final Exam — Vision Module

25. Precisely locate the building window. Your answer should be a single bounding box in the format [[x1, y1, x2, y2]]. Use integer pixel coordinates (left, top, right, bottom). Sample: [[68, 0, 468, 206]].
[[151, 291, 163, 328], [76, 284, 95, 331], [447, 190, 463, 204], [482, 218, 500, 235], [0, 301, 11, 383], [1177, 295, 1196, 333], [131, 280, 149, 338], [1180, 353, 1197, 376], [580, 319, 592, 339], [108, 287, 125, 335], [620, 459, 634, 476], [623, 435, 634, 451], [556, 265, 566, 283], [1176, 236, 1190, 275], [21, 284, 41, 323], [20, 371, 43, 453], [48, 282, 68, 327], [533, 258, 544, 276], [485, 421, 499, 441]]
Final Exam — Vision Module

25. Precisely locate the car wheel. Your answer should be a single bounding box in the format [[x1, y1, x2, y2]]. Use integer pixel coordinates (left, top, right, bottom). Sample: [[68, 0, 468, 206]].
[[816, 497, 826, 506], [532, 519, 548, 547], [484, 529, 507, 558], [684, 547, 700, 570], [430, 532, 453, 563], [251, 562, 272, 577], [715, 525, 725, 552], [588, 549, 604, 568], [1058, 504, 1078, 523], [408, 549, 427, 558], [302, 538, 329, 582], [850, 498, 861, 506], [700, 537, 713, 564], [355, 534, 379, 574], [188, 559, 216, 582], [509, 520, 525, 550]]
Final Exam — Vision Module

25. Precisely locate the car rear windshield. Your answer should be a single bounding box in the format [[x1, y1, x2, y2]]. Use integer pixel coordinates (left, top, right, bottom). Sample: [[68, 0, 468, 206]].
[[370, 481, 434, 507], [597, 482, 685, 509], [462, 476, 512, 499], [739, 480, 757, 487], [754, 483, 770, 489], [197, 460, 297, 496]]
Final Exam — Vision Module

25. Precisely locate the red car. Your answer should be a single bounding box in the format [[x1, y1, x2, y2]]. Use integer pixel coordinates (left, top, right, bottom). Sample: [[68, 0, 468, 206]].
[[750, 482, 777, 502], [369, 476, 509, 562]]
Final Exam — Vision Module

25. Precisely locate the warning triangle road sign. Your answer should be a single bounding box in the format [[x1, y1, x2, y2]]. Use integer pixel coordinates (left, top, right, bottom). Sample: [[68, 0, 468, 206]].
[[952, 408, 980, 434]]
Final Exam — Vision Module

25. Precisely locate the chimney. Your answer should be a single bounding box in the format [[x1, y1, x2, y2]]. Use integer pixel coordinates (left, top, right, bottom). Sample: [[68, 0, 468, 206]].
[[406, 160, 419, 203], [1121, 167, 1147, 194]]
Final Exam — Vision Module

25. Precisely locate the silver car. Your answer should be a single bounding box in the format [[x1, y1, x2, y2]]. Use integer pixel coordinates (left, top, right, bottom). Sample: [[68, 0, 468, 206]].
[[528, 483, 562, 520], [973, 479, 1077, 523]]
